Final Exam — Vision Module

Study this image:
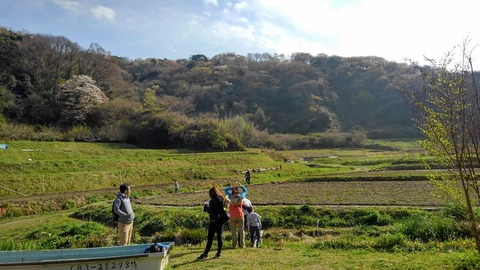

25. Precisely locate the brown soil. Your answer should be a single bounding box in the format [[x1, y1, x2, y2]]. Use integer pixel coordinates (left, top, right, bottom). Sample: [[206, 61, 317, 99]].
[[0, 179, 444, 208]]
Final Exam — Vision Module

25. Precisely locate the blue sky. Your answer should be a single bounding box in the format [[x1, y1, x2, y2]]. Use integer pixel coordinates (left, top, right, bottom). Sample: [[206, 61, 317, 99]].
[[1, 0, 479, 63]]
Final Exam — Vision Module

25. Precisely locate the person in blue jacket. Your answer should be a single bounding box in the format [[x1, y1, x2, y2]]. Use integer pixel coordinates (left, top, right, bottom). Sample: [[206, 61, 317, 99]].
[[224, 184, 247, 199]]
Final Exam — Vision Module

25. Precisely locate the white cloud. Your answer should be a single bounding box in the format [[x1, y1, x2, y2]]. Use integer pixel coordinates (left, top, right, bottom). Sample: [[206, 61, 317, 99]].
[[91, 5, 116, 22], [233, 2, 249, 12], [250, 0, 480, 63], [5, 0, 480, 61], [53, 0, 81, 12], [212, 22, 253, 41], [204, 0, 218, 6]]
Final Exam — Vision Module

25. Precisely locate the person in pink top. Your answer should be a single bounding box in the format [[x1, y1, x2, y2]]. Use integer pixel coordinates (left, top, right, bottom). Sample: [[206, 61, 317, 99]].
[[224, 185, 247, 248]]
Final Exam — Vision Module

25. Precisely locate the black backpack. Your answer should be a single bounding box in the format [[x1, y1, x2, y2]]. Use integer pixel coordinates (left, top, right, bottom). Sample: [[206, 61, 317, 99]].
[[112, 196, 123, 228]]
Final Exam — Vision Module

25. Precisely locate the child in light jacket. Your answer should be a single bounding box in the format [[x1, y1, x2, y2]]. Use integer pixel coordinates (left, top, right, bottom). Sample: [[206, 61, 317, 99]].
[[246, 208, 262, 247]]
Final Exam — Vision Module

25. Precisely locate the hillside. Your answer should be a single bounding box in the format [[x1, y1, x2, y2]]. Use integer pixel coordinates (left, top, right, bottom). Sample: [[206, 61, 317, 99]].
[[0, 27, 421, 150]]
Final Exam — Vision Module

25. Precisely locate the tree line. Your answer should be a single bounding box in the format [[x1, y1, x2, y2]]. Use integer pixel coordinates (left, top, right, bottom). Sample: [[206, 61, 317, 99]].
[[0, 27, 421, 150]]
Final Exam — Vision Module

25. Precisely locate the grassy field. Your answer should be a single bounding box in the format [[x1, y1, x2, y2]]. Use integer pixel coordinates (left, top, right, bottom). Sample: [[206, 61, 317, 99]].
[[1, 139, 479, 269], [0, 139, 430, 198], [166, 244, 466, 270]]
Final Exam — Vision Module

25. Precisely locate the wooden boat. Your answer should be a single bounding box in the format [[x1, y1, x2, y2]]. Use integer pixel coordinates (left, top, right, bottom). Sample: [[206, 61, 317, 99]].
[[0, 242, 174, 270]]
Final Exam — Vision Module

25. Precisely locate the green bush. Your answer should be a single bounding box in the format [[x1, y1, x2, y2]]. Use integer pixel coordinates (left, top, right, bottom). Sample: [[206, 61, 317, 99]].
[[86, 195, 106, 204], [28, 222, 107, 249], [453, 251, 480, 270], [441, 203, 467, 220], [342, 209, 393, 226], [328, 217, 349, 227], [70, 204, 110, 225], [77, 231, 113, 248], [140, 219, 168, 236], [178, 229, 207, 245], [153, 229, 206, 245], [312, 235, 360, 250], [63, 199, 78, 210], [299, 205, 316, 216], [0, 240, 39, 251], [172, 214, 209, 229], [261, 216, 274, 229], [397, 214, 461, 242], [352, 225, 384, 237], [152, 231, 176, 243], [373, 233, 406, 251]]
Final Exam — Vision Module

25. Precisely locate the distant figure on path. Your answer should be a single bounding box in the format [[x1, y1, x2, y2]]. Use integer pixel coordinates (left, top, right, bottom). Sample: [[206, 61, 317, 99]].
[[113, 183, 135, 245], [245, 169, 251, 185], [173, 179, 180, 193]]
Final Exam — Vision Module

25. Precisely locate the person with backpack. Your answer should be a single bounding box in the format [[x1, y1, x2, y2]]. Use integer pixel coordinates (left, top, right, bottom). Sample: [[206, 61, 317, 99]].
[[224, 184, 247, 249], [112, 183, 135, 246], [241, 196, 253, 239], [197, 187, 229, 260]]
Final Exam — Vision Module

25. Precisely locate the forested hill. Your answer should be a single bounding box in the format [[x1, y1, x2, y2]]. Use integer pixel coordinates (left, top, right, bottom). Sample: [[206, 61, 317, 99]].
[[0, 27, 420, 150]]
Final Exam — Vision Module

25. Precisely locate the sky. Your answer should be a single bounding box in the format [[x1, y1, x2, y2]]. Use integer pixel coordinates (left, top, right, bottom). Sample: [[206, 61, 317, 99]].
[[0, 0, 479, 63]]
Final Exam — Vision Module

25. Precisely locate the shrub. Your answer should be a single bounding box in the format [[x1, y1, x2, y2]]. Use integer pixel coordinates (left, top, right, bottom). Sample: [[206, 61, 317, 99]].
[[373, 233, 406, 251], [28, 222, 106, 249], [261, 216, 274, 229], [341, 209, 392, 226], [174, 214, 209, 229], [177, 229, 207, 245], [63, 126, 97, 142], [441, 203, 467, 220], [299, 205, 316, 216], [355, 209, 382, 225], [312, 235, 360, 250], [62, 199, 78, 210], [453, 251, 480, 270], [140, 219, 168, 236], [153, 229, 206, 245], [352, 225, 384, 237], [77, 231, 114, 248], [329, 217, 349, 227], [70, 205, 110, 224], [85, 195, 105, 204], [153, 231, 176, 243], [0, 240, 39, 251], [397, 214, 460, 242]]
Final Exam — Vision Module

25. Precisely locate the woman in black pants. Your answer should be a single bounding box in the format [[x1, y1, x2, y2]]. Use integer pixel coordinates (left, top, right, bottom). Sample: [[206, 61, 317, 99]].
[[197, 187, 229, 260]]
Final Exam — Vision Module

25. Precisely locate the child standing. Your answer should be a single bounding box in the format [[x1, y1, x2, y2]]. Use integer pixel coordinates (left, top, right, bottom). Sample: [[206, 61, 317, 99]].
[[246, 208, 262, 247]]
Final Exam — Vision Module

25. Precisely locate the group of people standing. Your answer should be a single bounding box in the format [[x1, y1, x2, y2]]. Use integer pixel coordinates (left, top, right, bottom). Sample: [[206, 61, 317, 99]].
[[198, 183, 262, 260], [110, 170, 260, 260]]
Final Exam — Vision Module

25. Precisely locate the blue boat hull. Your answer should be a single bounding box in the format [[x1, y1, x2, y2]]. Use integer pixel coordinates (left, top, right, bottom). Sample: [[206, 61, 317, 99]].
[[0, 242, 174, 270]]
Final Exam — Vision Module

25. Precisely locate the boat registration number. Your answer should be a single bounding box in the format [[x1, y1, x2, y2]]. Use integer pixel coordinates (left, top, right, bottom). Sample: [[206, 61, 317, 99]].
[[69, 261, 138, 269]]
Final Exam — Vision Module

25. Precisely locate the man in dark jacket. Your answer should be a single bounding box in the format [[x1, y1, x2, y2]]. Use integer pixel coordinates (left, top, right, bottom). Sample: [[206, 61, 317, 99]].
[[113, 184, 135, 245]]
